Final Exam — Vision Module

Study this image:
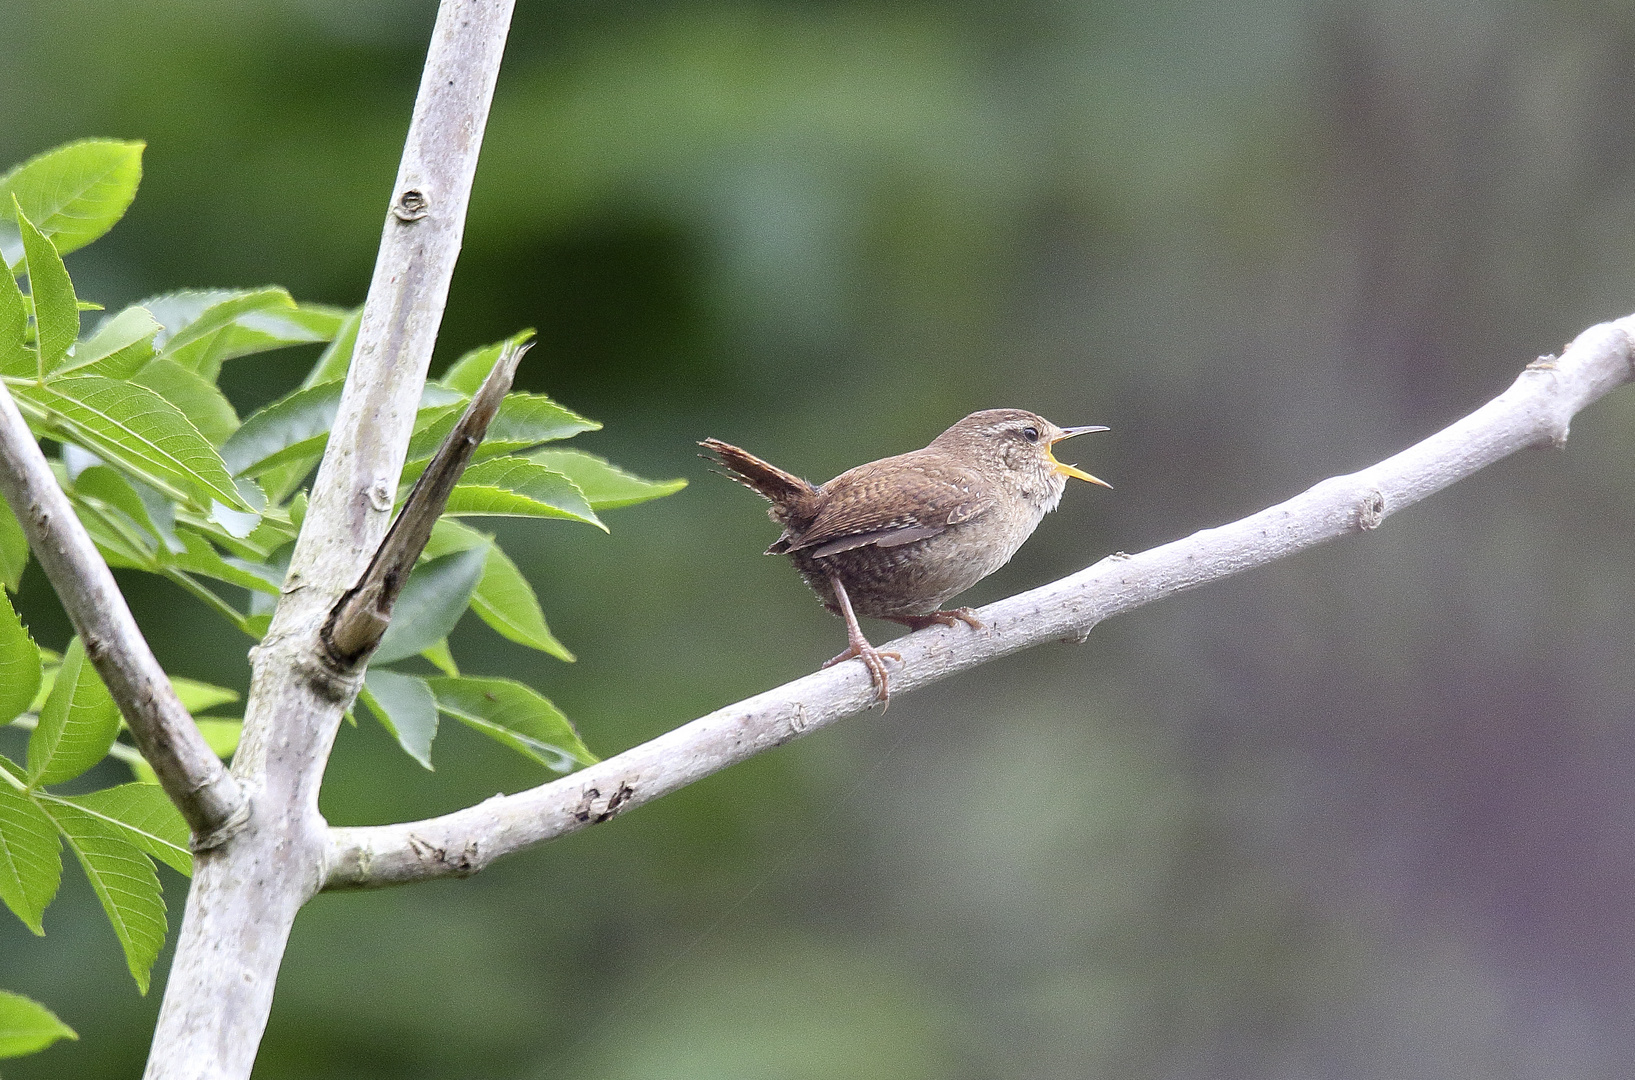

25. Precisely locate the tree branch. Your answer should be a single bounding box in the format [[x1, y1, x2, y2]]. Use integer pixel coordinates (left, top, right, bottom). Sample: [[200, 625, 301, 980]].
[[322, 316, 1635, 890], [0, 380, 246, 844], [145, 2, 517, 1076], [324, 340, 528, 663]]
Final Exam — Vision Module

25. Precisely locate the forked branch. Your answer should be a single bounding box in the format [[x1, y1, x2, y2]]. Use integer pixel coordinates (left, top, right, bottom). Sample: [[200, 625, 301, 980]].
[[323, 316, 1635, 889], [0, 380, 246, 844]]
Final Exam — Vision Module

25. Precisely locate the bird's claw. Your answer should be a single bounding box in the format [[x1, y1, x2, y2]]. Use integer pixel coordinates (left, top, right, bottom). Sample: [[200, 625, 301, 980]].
[[822, 643, 901, 705]]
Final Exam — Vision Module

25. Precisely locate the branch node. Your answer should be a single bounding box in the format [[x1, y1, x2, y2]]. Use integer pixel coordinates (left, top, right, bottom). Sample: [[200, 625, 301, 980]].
[[322, 340, 531, 666], [392, 187, 430, 221], [189, 795, 253, 853], [572, 782, 636, 824], [1354, 489, 1386, 531]]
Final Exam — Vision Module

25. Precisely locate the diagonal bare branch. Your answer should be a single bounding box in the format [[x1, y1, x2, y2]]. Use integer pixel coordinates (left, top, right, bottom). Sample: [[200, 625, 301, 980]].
[[0, 380, 246, 844], [321, 315, 1635, 890], [324, 339, 529, 663]]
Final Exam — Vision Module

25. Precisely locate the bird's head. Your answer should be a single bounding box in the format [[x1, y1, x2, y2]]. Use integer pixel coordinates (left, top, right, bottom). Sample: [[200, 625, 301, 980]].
[[932, 409, 1111, 495]]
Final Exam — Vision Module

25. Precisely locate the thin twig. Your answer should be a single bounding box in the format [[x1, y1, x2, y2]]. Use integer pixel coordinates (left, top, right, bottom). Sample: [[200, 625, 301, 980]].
[[324, 340, 529, 662], [322, 316, 1635, 890], [0, 380, 246, 843]]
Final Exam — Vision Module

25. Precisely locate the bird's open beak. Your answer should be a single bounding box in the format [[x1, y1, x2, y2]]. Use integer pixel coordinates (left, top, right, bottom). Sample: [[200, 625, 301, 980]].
[[1048, 425, 1112, 488]]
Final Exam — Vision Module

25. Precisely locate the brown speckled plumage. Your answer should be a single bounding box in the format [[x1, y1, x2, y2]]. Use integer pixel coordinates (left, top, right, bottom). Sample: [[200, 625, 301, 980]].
[[702, 408, 1109, 703]]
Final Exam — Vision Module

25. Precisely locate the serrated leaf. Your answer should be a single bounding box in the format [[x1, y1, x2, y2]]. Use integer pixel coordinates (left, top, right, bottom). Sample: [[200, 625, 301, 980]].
[[157, 288, 294, 379], [132, 357, 239, 445], [49, 800, 166, 993], [0, 256, 29, 376], [361, 669, 438, 770], [0, 497, 27, 590], [167, 297, 344, 384], [219, 378, 341, 478], [301, 306, 359, 389], [169, 676, 239, 715], [171, 530, 281, 594], [428, 676, 595, 772], [14, 375, 249, 511], [408, 392, 600, 463], [0, 783, 60, 935], [444, 458, 603, 528], [425, 521, 574, 662], [0, 586, 40, 725], [439, 330, 534, 395], [70, 491, 159, 570], [27, 637, 120, 788], [14, 201, 77, 376], [59, 304, 160, 378], [73, 465, 180, 555], [0, 988, 77, 1058], [0, 139, 143, 256], [528, 447, 688, 510], [371, 545, 489, 664], [52, 784, 190, 877]]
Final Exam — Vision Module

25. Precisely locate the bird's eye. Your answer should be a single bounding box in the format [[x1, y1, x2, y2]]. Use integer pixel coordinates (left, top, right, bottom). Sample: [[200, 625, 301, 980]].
[[1021, 426, 1040, 442]]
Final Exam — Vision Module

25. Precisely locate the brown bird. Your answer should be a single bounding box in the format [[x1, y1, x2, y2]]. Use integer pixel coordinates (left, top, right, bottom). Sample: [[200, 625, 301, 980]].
[[702, 408, 1110, 704]]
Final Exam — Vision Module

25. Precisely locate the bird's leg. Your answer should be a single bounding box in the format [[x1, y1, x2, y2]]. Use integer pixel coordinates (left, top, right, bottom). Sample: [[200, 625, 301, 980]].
[[820, 571, 898, 704], [885, 607, 984, 632]]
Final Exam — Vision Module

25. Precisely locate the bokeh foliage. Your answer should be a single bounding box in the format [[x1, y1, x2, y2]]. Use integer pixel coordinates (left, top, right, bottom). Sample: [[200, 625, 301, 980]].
[[7, 0, 1635, 1077]]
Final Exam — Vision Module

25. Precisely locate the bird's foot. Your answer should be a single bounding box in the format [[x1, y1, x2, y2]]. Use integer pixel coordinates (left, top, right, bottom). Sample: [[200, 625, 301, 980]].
[[822, 642, 901, 704], [887, 607, 984, 632]]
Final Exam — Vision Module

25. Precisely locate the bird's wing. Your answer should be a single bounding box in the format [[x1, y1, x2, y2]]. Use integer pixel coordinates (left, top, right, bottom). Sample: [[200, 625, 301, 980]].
[[774, 454, 994, 557]]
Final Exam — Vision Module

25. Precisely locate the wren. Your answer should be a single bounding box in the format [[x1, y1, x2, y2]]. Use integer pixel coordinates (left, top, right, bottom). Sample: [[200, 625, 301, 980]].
[[701, 408, 1110, 704]]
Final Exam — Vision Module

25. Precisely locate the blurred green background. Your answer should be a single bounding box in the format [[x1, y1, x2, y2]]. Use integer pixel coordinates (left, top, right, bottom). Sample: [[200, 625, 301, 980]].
[[7, 0, 1635, 1076]]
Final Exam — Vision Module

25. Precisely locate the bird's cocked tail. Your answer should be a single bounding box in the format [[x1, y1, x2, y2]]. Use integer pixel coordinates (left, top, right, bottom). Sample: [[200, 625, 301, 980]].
[[699, 438, 820, 519]]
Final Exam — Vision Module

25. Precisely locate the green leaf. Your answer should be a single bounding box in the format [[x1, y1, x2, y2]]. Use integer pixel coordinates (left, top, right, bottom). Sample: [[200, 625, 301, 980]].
[[13, 201, 78, 376], [420, 638, 459, 676], [439, 330, 534, 395], [169, 676, 239, 715], [301, 306, 360, 389], [528, 447, 688, 510], [361, 669, 438, 770], [0, 988, 77, 1058], [156, 288, 295, 379], [0, 139, 142, 257], [425, 520, 574, 661], [14, 375, 250, 511], [131, 357, 240, 445], [428, 676, 596, 772], [0, 498, 27, 590], [49, 800, 166, 993], [444, 458, 603, 528], [0, 586, 40, 725], [73, 465, 180, 555], [52, 784, 190, 877], [371, 545, 489, 664], [473, 546, 573, 660], [219, 379, 341, 477], [408, 392, 600, 464], [27, 637, 120, 788], [59, 304, 160, 378], [194, 719, 242, 759], [0, 784, 61, 934], [0, 254, 29, 376], [171, 530, 282, 594]]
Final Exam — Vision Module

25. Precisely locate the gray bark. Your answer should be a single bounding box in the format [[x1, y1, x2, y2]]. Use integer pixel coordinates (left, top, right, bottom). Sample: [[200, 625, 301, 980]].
[[0, 0, 1617, 1073], [321, 327, 1634, 888], [0, 381, 244, 842], [141, 2, 516, 1076]]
